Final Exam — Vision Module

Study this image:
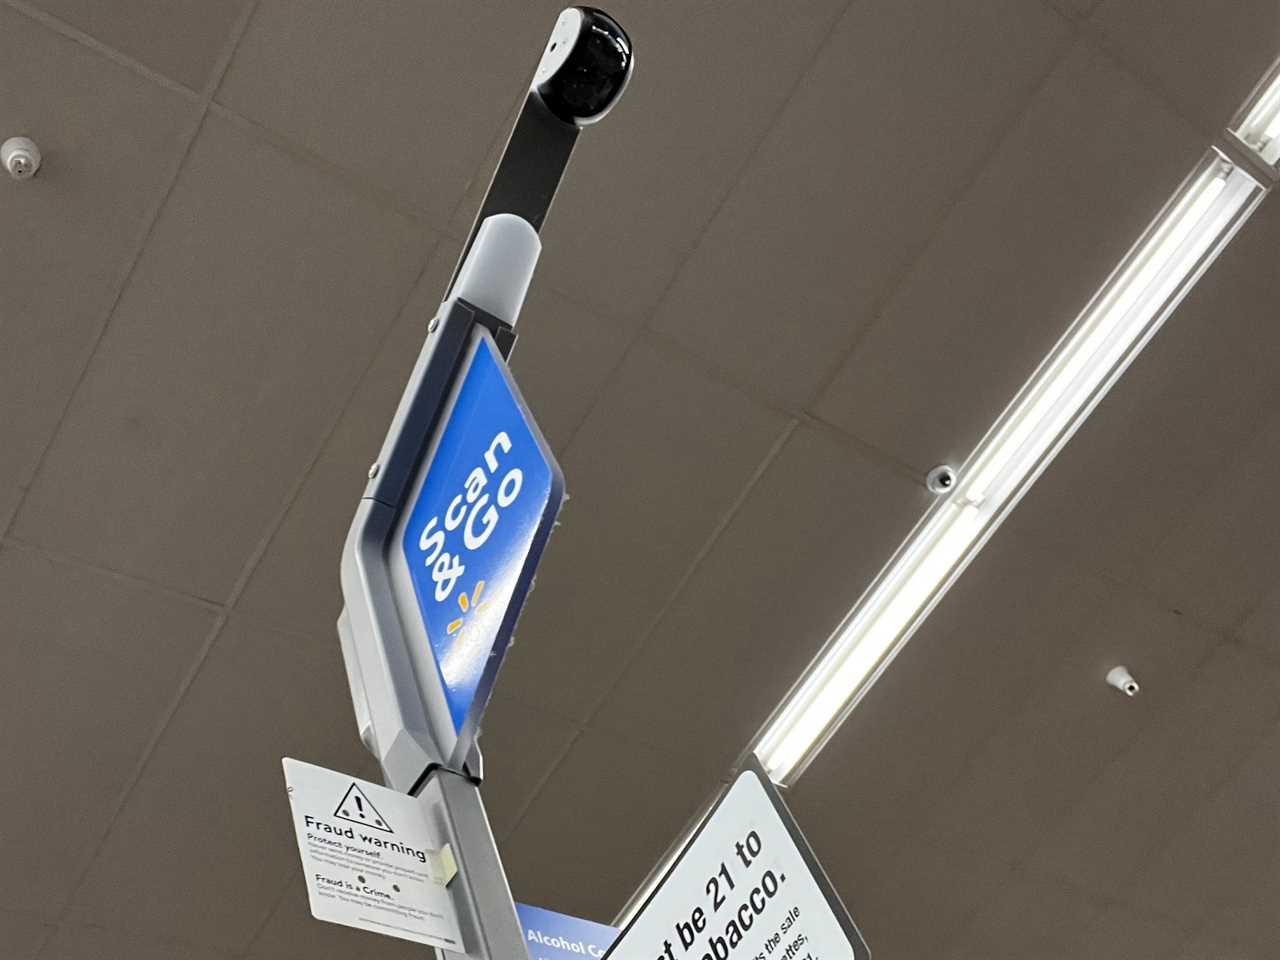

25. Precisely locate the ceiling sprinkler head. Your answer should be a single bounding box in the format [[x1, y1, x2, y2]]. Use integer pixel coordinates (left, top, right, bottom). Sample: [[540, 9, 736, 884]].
[[2, 137, 41, 180], [1106, 665, 1140, 697]]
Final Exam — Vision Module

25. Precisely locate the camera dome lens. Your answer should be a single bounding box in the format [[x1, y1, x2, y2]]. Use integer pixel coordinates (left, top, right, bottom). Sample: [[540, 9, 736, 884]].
[[537, 8, 633, 124]]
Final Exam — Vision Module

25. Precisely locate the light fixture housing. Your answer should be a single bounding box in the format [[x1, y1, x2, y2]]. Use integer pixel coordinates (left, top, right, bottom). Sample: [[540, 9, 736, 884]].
[[1230, 56, 1280, 169], [752, 150, 1266, 784]]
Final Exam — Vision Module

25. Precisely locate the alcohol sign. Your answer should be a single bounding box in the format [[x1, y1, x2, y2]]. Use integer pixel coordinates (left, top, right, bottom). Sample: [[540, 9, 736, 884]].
[[518, 902, 618, 960], [604, 764, 869, 960]]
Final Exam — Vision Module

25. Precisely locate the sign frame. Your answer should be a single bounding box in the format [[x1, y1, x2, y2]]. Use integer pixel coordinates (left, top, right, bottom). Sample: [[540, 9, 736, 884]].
[[602, 758, 871, 960], [339, 295, 562, 792], [387, 322, 564, 774]]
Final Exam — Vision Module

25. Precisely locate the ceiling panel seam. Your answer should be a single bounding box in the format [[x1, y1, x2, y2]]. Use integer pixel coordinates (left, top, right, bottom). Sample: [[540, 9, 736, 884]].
[[205, 101, 439, 228], [1, 0, 261, 550], [799, 32, 1078, 421], [0, 536, 223, 611], [1015, 663, 1280, 912], [577, 419, 799, 728], [237, 871, 301, 959], [223, 233, 446, 616], [1091, 570, 1248, 653], [1, 0, 202, 102], [1035, 0, 1255, 150], [629, 324, 932, 491], [494, 726, 587, 845], [1009, 862, 1191, 935], [35, 611, 235, 945], [1068, 15, 1232, 145], [1016, 844, 1236, 940], [495, 421, 800, 841], [550, 0, 861, 459], [14, 11, 310, 943], [831, 573, 1228, 907], [1037, 0, 1089, 24], [203, 0, 262, 102], [0, 107, 208, 545], [34, 922, 246, 960]]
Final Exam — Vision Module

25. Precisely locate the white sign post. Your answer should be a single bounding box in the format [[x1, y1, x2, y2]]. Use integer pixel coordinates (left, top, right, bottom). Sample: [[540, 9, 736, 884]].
[[605, 764, 870, 960], [283, 759, 463, 949]]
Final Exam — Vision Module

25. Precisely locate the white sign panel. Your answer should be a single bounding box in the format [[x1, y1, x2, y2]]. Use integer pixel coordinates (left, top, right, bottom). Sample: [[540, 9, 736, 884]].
[[282, 758, 463, 950], [606, 765, 869, 960]]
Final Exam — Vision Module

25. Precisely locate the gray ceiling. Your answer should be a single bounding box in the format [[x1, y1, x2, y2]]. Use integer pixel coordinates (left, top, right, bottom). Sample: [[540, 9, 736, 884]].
[[2, 1, 1279, 959]]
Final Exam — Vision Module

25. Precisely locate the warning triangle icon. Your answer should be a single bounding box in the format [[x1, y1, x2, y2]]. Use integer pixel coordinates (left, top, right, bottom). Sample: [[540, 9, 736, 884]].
[[334, 782, 393, 833]]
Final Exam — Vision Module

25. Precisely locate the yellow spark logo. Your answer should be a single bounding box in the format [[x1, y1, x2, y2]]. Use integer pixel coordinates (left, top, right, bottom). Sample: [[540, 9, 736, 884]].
[[446, 580, 486, 636]]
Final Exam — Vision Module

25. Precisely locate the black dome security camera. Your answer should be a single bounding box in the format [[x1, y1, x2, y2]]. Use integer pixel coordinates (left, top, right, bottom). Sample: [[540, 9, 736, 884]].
[[532, 8, 634, 126]]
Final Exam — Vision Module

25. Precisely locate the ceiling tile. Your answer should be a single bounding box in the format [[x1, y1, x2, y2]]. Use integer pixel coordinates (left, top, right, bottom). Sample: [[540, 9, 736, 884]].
[[499, 728, 720, 924], [66, 615, 367, 952], [1126, 722, 1280, 945], [945, 875, 1184, 960], [1171, 936, 1263, 960], [1047, 0, 1103, 18], [594, 423, 926, 769], [24, 0, 250, 92], [788, 534, 1113, 875], [476, 690, 580, 843], [0, 910, 52, 960], [841, 828, 1018, 960], [246, 880, 421, 960], [1239, 582, 1280, 666], [232, 240, 459, 636], [650, 0, 1070, 409], [1090, 0, 1280, 138], [1130, 409, 1280, 631], [1026, 646, 1280, 900], [918, 586, 1214, 867], [509, 285, 641, 454], [0, 6, 198, 531], [1004, 197, 1280, 586], [511, 0, 849, 323], [814, 40, 1204, 471], [38, 923, 236, 960], [217, 0, 563, 226], [0, 544, 216, 917], [493, 338, 791, 724], [12, 113, 432, 602]]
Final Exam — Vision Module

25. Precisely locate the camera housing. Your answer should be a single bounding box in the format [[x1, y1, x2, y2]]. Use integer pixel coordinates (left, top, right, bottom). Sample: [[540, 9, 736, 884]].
[[532, 7, 633, 126]]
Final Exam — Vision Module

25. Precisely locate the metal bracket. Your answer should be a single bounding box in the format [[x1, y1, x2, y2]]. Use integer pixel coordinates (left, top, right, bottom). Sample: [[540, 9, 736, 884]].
[[1215, 132, 1280, 188]]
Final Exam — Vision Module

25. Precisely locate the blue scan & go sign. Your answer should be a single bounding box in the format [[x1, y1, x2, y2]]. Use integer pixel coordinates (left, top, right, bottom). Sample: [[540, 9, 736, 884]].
[[400, 330, 563, 739]]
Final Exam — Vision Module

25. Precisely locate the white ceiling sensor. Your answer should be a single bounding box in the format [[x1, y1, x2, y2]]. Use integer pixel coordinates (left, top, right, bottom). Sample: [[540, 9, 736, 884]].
[[750, 87, 1280, 784]]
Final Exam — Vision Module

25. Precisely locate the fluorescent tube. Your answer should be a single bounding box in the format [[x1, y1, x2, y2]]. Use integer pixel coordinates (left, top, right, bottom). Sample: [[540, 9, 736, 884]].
[[753, 151, 1265, 784], [1232, 58, 1280, 166]]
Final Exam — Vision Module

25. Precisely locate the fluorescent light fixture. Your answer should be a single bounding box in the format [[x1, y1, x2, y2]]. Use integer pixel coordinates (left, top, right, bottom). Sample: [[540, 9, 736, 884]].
[[1232, 57, 1280, 167], [753, 150, 1266, 784]]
